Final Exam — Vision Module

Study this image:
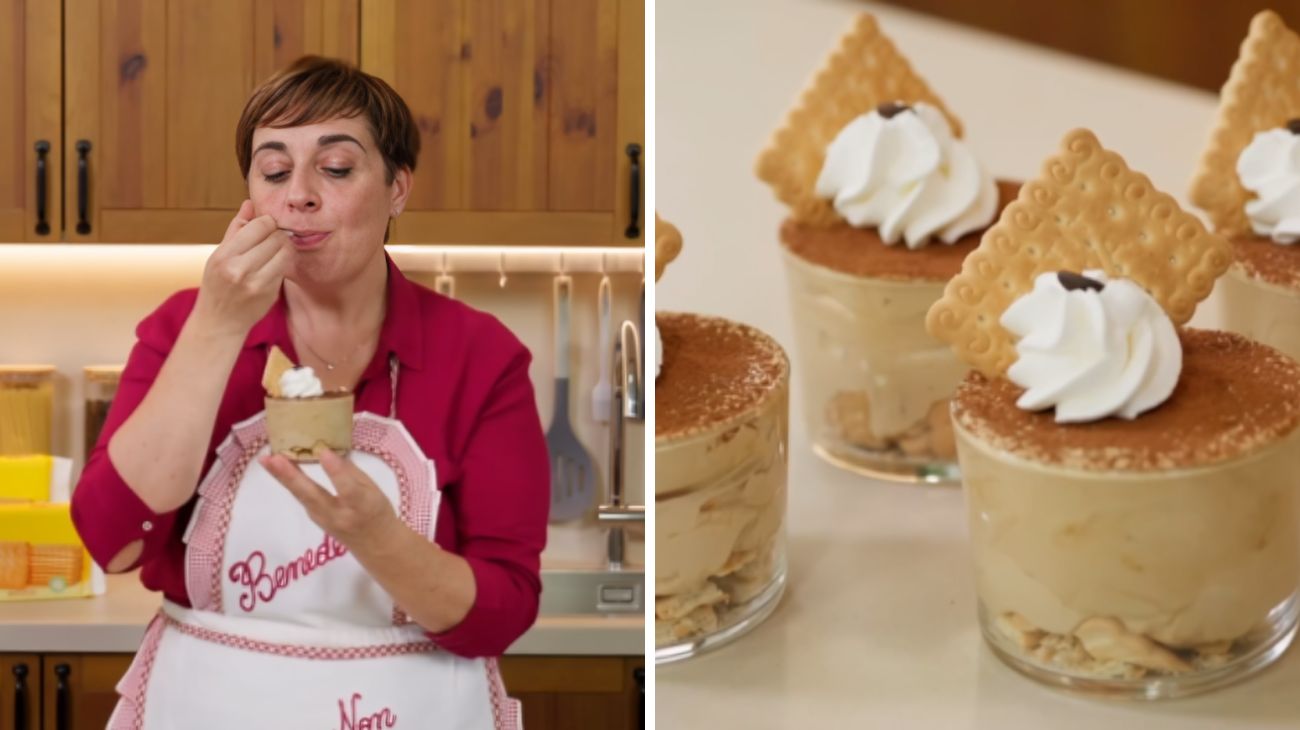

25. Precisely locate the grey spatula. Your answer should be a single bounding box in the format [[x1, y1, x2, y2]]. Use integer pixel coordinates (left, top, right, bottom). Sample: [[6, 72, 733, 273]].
[[547, 275, 597, 522]]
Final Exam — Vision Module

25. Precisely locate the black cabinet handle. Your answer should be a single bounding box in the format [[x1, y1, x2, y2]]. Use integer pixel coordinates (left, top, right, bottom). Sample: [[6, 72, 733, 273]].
[[34, 141, 50, 235], [12, 663, 29, 730], [634, 667, 644, 730], [76, 140, 92, 235], [54, 663, 71, 730], [625, 143, 642, 239]]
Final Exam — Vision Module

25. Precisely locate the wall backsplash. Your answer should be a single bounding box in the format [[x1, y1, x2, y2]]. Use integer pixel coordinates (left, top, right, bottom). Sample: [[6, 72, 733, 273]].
[[0, 247, 644, 568]]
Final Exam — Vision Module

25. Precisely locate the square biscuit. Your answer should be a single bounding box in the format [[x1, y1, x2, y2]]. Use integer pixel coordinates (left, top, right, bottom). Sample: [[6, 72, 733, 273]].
[[928, 129, 1232, 376], [0, 542, 28, 589], [756, 13, 962, 227], [1190, 10, 1300, 235]]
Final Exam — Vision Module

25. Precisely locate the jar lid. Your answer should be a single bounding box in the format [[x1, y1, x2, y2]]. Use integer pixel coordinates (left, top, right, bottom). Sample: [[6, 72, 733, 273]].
[[0, 365, 55, 381], [84, 365, 125, 383]]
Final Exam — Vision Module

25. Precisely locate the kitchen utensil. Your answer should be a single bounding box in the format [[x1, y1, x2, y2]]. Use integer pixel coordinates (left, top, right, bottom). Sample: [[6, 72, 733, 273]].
[[435, 252, 455, 299], [434, 272, 455, 299], [546, 275, 597, 522], [592, 276, 613, 423]]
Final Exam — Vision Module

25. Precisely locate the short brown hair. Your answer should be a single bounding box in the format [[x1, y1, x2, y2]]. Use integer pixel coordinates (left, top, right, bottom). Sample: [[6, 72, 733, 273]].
[[235, 56, 420, 184]]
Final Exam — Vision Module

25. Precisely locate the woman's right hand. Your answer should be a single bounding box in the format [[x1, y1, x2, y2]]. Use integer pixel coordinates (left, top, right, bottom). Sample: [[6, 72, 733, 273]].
[[193, 200, 294, 338]]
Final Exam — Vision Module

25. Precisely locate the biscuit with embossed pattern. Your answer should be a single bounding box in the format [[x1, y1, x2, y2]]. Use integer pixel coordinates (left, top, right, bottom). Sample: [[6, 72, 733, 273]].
[[928, 129, 1231, 376], [756, 13, 962, 227], [1190, 10, 1300, 236]]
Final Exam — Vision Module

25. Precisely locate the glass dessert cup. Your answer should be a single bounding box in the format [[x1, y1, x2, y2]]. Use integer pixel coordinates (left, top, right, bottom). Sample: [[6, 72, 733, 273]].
[[779, 181, 1018, 486], [955, 330, 1300, 698], [655, 312, 790, 664], [784, 254, 963, 484], [1218, 241, 1300, 363], [264, 391, 354, 462]]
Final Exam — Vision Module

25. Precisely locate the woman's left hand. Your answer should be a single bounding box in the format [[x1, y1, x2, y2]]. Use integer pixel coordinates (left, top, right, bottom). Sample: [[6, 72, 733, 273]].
[[260, 449, 400, 552]]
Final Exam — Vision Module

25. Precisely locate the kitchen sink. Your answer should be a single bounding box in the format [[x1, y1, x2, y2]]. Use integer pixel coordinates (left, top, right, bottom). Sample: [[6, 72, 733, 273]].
[[539, 568, 644, 615]]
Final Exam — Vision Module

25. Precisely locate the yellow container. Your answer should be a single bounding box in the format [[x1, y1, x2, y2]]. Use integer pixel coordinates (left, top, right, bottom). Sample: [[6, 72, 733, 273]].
[[0, 503, 93, 600], [0, 455, 53, 503], [0, 366, 55, 456]]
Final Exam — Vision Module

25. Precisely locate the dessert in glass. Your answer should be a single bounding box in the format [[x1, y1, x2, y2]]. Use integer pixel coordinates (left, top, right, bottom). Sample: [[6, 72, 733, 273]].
[[928, 128, 1299, 698], [262, 346, 353, 462], [654, 216, 791, 663], [1190, 10, 1300, 362], [756, 14, 1014, 483]]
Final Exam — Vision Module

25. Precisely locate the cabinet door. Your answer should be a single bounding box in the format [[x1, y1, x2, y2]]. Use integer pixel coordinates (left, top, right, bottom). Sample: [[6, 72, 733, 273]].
[[0, 654, 41, 730], [364, 0, 644, 246], [498, 656, 630, 730], [0, 0, 62, 243], [41, 655, 133, 730], [64, 0, 359, 243]]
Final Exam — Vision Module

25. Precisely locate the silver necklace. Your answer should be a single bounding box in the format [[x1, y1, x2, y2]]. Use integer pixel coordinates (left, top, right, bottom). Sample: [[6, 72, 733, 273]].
[[288, 316, 369, 372]]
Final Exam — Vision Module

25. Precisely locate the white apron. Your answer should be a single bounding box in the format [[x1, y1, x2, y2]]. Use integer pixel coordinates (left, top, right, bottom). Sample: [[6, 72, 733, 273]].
[[108, 357, 522, 729]]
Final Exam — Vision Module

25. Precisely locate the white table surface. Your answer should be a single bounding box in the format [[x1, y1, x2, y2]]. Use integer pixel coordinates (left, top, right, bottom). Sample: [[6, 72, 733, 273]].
[[654, 0, 1300, 727]]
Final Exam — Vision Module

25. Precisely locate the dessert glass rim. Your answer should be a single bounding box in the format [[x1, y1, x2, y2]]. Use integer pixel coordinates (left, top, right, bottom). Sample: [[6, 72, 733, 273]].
[[655, 310, 789, 444], [953, 415, 1299, 478], [780, 243, 958, 286], [1228, 261, 1300, 294], [1227, 237, 1300, 293], [265, 389, 354, 401]]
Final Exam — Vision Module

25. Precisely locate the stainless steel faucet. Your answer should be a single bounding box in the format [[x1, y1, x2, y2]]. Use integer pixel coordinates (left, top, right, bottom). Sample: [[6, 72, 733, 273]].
[[598, 320, 645, 570]]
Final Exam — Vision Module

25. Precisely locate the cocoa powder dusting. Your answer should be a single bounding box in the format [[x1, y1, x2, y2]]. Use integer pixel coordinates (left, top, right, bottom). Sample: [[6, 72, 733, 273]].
[[781, 180, 1020, 281], [656, 312, 789, 439], [1231, 235, 1300, 291], [954, 329, 1300, 471]]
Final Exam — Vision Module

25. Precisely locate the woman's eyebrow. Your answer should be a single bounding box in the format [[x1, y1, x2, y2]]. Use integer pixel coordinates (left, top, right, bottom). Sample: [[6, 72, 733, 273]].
[[252, 140, 288, 157], [252, 134, 367, 157], [317, 133, 367, 153]]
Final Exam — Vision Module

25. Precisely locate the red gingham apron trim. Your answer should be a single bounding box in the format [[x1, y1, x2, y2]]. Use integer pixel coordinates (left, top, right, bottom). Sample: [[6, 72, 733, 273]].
[[185, 412, 437, 625], [161, 611, 440, 660], [485, 658, 522, 730], [108, 613, 167, 730], [114, 613, 519, 729]]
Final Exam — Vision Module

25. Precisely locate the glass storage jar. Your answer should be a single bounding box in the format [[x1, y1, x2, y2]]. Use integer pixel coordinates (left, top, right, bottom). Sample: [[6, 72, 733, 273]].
[[0, 366, 55, 456]]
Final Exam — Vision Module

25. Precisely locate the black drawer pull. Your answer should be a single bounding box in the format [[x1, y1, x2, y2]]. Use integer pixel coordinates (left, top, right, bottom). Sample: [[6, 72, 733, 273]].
[[76, 140, 92, 235], [55, 663, 71, 730], [12, 663, 29, 730], [625, 143, 642, 238], [35, 141, 50, 235], [634, 667, 645, 730]]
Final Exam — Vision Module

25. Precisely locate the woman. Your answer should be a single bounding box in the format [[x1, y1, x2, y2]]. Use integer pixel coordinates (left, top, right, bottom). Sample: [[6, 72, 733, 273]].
[[71, 55, 547, 729]]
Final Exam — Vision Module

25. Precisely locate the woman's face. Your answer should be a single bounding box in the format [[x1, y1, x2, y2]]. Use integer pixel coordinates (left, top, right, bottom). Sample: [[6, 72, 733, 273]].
[[248, 115, 411, 286]]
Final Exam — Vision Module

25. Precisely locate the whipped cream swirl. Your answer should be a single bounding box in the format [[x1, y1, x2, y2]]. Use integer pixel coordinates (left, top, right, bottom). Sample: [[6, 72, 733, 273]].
[[1000, 270, 1181, 424], [815, 101, 997, 249], [279, 366, 325, 398], [1238, 123, 1300, 244]]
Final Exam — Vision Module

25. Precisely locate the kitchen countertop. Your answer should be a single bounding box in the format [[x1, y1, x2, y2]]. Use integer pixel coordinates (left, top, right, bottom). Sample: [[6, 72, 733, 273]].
[[0, 573, 642, 656], [655, 0, 1300, 727]]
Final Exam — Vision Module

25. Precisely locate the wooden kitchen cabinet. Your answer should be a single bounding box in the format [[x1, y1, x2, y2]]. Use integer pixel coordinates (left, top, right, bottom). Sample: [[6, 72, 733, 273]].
[[498, 656, 644, 730], [62, 0, 359, 243], [364, 0, 645, 246], [39, 655, 133, 730], [3, 0, 643, 247], [0, 0, 63, 243], [0, 652, 639, 729], [0, 654, 41, 730]]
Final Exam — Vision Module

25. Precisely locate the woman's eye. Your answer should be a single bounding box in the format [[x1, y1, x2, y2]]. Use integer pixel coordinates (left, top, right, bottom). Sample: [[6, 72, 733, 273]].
[[263, 171, 289, 183], [325, 168, 352, 178]]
